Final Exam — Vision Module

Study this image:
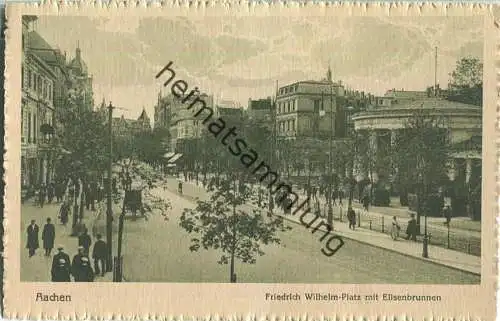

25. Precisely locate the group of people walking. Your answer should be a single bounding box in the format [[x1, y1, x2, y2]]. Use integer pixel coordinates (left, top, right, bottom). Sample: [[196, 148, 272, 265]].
[[26, 217, 108, 282]]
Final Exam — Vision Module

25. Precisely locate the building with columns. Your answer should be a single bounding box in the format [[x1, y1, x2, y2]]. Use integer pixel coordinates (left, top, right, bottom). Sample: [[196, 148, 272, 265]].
[[351, 89, 482, 219]]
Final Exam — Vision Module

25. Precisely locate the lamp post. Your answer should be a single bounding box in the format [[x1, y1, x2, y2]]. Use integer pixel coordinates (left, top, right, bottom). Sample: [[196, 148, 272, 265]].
[[268, 89, 277, 215], [230, 173, 238, 283], [327, 86, 335, 229], [422, 175, 429, 258], [106, 102, 114, 272]]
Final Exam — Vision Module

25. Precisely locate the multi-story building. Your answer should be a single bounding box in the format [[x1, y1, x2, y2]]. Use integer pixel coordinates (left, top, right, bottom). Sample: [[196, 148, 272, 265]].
[[67, 45, 94, 112], [21, 16, 95, 189], [21, 16, 60, 188], [111, 109, 152, 139], [247, 97, 273, 130], [275, 68, 345, 140]]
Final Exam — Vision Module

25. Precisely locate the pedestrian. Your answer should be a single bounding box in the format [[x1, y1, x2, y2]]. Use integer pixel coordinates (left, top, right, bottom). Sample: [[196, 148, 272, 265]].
[[312, 186, 318, 201], [47, 182, 55, 204], [42, 218, 55, 256], [71, 246, 93, 282], [314, 200, 322, 218], [362, 195, 370, 213], [92, 233, 107, 277], [54, 181, 63, 203], [391, 216, 401, 240], [51, 246, 71, 282], [338, 189, 344, 206], [405, 213, 417, 241], [443, 205, 452, 225], [347, 207, 356, 230], [26, 219, 39, 257], [178, 180, 183, 195], [332, 190, 337, 206], [39, 183, 47, 208], [78, 229, 92, 256], [59, 200, 70, 226]]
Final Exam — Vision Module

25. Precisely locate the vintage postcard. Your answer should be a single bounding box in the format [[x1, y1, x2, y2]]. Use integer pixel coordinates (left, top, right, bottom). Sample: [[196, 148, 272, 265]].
[[3, 2, 498, 320]]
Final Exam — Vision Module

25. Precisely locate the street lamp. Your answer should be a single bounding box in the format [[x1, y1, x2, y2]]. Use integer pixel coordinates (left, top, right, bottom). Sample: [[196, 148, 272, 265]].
[[106, 102, 114, 272], [327, 86, 335, 230]]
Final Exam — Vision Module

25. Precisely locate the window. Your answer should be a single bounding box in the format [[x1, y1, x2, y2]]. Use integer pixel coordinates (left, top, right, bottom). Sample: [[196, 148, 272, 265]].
[[287, 102, 291, 113], [37, 76, 42, 93], [32, 72, 36, 91], [21, 107, 24, 143], [292, 119, 296, 131], [42, 80, 46, 98], [314, 99, 320, 114], [27, 70, 32, 89], [33, 113, 37, 143], [27, 111, 31, 143], [21, 67, 24, 89]]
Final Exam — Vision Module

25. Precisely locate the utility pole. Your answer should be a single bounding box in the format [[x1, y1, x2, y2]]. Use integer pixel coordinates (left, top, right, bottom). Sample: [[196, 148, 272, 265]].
[[434, 46, 438, 96], [268, 81, 278, 215], [230, 175, 237, 283], [327, 85, 334, 229], [106, 102, 114, 272]]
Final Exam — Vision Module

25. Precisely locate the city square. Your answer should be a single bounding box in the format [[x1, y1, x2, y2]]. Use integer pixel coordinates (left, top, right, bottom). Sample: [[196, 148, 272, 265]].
[[20, 14, 483, 284]]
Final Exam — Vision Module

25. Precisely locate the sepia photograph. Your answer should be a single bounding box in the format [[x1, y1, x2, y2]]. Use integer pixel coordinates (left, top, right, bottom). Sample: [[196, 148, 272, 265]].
[[18, 14, 485, 285]]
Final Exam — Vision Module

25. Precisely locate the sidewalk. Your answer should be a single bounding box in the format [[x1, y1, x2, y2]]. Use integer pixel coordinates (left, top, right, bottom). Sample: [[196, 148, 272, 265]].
[[21, 201, 113, 282], [290, 188, 481, 237], [172, 177, 481, 276], [277, 212, 481, 275]]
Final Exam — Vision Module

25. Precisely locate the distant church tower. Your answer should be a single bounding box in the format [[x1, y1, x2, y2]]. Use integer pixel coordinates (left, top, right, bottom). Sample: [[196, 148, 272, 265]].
[[326, 65, 333, 83]]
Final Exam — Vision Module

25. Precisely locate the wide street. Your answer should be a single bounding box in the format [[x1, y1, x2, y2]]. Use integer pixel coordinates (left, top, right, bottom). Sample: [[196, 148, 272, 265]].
[[116, 182, 479, 284], [20, 179, 480, 284]]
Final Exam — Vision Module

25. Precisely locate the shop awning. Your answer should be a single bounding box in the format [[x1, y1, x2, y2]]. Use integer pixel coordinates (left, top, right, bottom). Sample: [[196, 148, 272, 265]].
[[167, 153, 183, 163]]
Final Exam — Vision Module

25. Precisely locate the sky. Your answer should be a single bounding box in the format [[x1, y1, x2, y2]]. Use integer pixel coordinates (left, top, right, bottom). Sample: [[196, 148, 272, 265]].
[[34, 15, 483, 121]]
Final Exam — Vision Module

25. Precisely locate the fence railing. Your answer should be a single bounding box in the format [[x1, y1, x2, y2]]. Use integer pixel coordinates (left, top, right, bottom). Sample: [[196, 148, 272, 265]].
[[334, 208, 481, 257]]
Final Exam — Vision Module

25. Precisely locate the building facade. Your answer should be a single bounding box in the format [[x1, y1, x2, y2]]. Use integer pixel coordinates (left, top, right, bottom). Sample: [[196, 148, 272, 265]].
[[275, 70, 345, 140], [351, 89, 482, 219], [21, 16, 59, 188], [21, 16, 96, 189]]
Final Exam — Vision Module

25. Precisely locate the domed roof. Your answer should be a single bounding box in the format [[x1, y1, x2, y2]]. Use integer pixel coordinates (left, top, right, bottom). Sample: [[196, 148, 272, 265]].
[[68, 47, 88, 75]]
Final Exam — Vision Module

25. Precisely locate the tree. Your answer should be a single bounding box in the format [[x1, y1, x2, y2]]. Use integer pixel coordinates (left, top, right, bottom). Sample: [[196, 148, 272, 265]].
[[392, 109, 451, 233], [447, 57, 483, 106], [53, 88, 108, 232], [179, 173, 290, 283]]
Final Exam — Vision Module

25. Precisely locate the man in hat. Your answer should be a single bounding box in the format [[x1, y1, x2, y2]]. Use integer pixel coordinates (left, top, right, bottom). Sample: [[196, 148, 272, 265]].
[[26, 219, 39, 257], [51, 246, 71, 282], [92, 234, 107, 277], [71, 246, 88, 282], [42, 218, 55, 256], [405, 213, 418, 241], [78, 228, 92, 256], [78, 257, 95, 282]]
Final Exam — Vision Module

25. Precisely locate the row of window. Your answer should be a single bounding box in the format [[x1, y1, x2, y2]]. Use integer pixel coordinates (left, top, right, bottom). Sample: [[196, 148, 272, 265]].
[[21, 108, 38, 144], [278, 119, 296, 133], [21, 104, 53, 144], [21, 66, 54, 102], [279, 84, 299, 95], [277, 99, 298, 114]]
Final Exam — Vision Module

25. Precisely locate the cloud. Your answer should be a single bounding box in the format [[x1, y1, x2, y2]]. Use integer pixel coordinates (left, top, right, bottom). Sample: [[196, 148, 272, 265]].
[[34, 15, 484, 116]]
